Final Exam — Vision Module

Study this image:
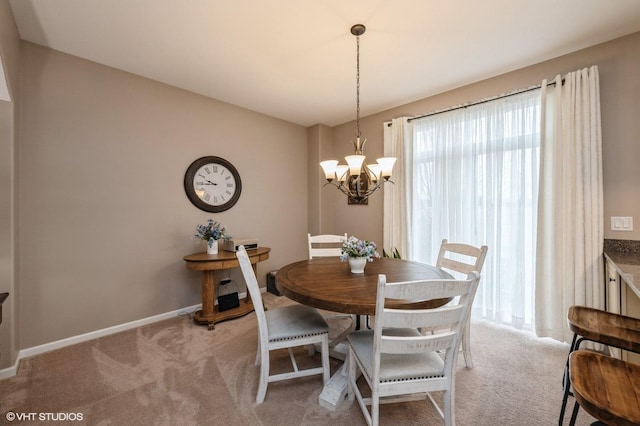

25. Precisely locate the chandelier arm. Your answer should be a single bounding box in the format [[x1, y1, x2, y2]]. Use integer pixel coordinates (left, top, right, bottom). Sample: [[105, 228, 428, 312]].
[[322, 181, 355, 197], [322, 175, 394, 201]]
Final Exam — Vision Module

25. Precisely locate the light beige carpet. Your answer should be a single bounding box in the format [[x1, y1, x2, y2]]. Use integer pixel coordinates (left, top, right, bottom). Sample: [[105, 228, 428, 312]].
[[0, 293, 596, 425]]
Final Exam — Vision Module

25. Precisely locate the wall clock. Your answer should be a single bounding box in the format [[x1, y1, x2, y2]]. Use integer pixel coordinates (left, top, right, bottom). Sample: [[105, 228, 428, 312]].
[[184, 156, 242, 213]]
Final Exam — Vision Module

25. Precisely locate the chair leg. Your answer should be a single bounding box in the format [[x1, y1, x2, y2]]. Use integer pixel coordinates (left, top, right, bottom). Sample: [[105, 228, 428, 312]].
[[371, 388, 379, 426], [349, 351, 374, 426], [321, 335, 330, 384], [307, 343, 316, 356], [444, 388, 454, 426], [256, 352, 269, 404], [461, 316, 473, 368], [255, 340, 261, 366]]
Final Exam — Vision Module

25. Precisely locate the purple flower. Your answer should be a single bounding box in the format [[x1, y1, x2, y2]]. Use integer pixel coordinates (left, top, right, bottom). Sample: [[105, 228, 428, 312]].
[[194, 219, 231, 242], [340, 236, 380, 262]]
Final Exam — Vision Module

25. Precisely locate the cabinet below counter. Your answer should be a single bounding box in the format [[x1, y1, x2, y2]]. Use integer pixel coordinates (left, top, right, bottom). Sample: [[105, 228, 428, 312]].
[[604, 250, 640, 300], [603, 239, 640, 364]]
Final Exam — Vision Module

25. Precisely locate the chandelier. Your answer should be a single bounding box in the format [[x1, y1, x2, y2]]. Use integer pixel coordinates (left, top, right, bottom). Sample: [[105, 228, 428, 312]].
[[320, 24, 396, 204]]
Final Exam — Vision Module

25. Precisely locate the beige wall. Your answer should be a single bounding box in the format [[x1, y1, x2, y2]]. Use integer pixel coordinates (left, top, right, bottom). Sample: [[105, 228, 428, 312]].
[[308, 123, 335, 235], [16, 42, 309, 350], [0, 0, 20, 369], [327, 31, 640, 247], [4, 8, 639, 368], [0, 100, 14, 369]]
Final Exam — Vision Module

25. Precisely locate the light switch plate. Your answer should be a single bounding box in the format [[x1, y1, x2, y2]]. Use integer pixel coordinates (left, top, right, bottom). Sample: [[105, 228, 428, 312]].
[[611, 216, 633, 231]]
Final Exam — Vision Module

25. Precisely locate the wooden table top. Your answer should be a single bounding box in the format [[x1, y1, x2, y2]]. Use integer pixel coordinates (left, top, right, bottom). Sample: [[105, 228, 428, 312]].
[[275, 257, 453, 315], [183, 247, 271, 271]]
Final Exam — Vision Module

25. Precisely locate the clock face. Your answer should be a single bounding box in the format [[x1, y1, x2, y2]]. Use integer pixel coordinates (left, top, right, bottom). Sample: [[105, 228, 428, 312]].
[[193, 163, 236, 206], [184, 156, 242, 212]]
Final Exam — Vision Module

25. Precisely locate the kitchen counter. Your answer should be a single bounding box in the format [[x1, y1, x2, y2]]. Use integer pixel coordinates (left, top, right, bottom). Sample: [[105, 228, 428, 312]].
[[603, 249, 640, 299], [604, 239, 640, 299]]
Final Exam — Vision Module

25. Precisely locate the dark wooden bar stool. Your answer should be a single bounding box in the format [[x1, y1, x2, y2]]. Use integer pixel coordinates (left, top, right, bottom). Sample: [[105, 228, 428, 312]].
[[569, 350, 640, 426], [558, 306, 640, 425]]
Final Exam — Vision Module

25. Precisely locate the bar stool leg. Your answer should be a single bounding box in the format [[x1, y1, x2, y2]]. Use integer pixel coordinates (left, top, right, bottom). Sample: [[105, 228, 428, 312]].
[[559, 367, 572, 425], [559, 334, 582, 425], [568, 400, 580, 426]]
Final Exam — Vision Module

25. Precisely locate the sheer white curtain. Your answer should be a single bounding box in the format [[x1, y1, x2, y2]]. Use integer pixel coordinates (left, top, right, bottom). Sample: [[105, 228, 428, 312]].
[[408, 91, 541, 330], [383, 68, 603, 336], [382, 117, 412, 256], [535, 66, 604, 343]]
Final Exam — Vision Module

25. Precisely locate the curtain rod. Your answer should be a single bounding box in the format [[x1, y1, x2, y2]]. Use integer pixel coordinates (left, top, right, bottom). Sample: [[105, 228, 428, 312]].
[[387, 79, 560, 126]]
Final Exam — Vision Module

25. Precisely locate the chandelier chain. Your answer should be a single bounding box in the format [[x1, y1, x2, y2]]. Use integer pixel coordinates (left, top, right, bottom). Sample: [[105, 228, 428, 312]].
[[318, 24, 395, 203], [356, 33, 361, 139]]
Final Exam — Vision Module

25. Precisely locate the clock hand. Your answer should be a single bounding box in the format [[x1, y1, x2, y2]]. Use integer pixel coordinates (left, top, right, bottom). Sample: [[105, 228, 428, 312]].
[[205, 180, 218, 186]]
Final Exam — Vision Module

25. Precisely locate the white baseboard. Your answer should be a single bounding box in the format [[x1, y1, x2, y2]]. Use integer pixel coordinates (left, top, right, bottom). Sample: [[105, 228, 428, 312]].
[[0, 289, 258, 380]]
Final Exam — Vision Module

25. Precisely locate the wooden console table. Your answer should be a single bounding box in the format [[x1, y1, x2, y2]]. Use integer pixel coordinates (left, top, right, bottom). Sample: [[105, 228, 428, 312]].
[[184, 247, 270, 330]]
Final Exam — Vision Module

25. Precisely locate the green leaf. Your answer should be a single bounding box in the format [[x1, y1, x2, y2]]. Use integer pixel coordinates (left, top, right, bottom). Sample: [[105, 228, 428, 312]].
[[383, 247, 402, 259]]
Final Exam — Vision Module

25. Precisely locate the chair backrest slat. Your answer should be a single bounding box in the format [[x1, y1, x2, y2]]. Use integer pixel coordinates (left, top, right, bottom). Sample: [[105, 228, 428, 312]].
[[383, 305, 464, 329], [436, 239, 488, 278], [383, 279, 474, 301], [308, 233, 347, 259], [380, 332, 456, 354]]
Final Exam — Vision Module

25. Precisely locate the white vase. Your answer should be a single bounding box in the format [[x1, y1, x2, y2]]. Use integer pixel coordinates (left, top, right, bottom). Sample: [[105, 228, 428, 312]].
[[206, 240, 219, 255], [348, 257, 367, 274]]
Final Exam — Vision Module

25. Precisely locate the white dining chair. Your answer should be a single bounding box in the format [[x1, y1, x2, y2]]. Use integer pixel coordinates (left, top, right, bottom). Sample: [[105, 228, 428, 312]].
[[347, 272, 480, 426], [436, 239, 488, 368], [236, 246, 330, 404], [308, 233, 358, 358]]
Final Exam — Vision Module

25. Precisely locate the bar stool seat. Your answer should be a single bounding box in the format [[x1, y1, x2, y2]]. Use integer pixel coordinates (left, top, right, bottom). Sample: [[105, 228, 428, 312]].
[[568, 306, 640, 353], [569, 350, 640, 426], [559, 306, 640, 425]]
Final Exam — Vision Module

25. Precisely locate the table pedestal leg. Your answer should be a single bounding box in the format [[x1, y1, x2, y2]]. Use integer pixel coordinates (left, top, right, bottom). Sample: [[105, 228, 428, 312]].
[[319, 352, 358, 412], [194, 270, 216, 329]]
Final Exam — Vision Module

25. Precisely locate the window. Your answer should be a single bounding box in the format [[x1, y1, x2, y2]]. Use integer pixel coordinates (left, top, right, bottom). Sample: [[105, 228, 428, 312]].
[[410, 90, 541, 329]]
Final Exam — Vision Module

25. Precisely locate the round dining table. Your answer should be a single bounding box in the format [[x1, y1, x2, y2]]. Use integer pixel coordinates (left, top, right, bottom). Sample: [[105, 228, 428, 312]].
[[275, 256, 454, 411], [275, 256, 453, 316]]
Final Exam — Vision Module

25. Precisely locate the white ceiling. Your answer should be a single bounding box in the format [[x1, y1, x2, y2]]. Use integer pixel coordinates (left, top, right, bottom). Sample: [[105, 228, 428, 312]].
[[8, 0, 640, 127]]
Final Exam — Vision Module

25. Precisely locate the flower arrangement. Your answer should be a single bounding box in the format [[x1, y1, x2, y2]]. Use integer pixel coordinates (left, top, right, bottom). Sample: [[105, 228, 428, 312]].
[[340, 236, 380, 262], [194, 219, 230, 247]]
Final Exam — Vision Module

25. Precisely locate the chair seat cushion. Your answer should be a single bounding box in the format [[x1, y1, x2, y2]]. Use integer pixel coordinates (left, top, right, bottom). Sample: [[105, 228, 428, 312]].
[[266, 304, 329, 341], [348, 328, 445, 382]]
